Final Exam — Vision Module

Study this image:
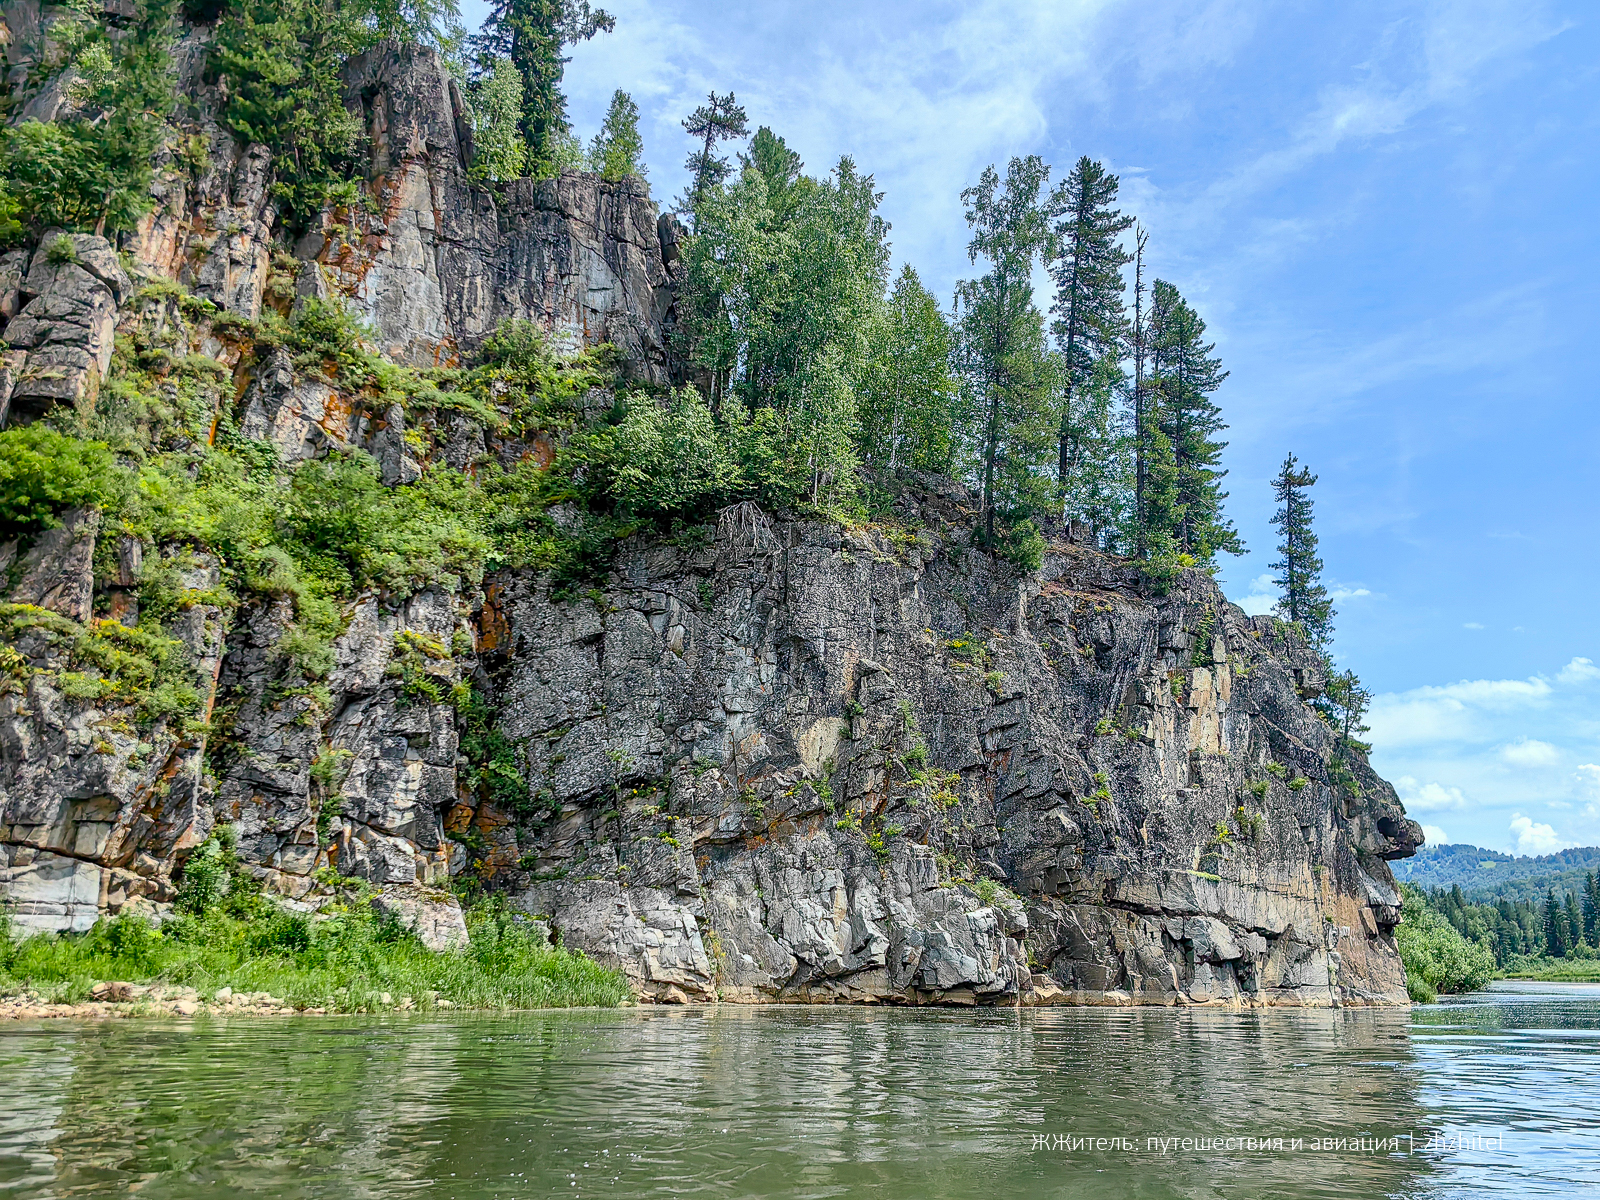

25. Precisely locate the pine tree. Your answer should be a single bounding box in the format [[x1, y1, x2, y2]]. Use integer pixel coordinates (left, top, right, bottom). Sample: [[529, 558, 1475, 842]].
[[472, 0, 613, 169], [679, 91, 748, 215], [587, 89, 644, 181], [1049, 156, 1133, 520], [859, 265, 958, 475], [953, 157, 1058, 555], [1585, 870, 1600, 946], [1149, 280, 1242, 566], [1270, 452, 1335, 652], [1322, 669, 1372, 745], [1125, 225, 1176, 564]]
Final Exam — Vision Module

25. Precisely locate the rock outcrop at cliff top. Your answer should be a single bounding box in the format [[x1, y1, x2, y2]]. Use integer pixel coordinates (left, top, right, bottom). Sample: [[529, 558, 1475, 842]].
[[0, 29, 1421, 1005]]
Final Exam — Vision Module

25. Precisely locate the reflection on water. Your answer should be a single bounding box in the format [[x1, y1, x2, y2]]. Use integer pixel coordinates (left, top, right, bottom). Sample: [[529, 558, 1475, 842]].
[[0, 982, 1594, 1198]]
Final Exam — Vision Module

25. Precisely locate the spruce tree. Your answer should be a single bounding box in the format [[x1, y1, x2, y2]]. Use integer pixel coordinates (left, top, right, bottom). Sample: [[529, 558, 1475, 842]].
[[1585, 870, 1600, 946], [1049, 156, 1133, 519], [1545, 890, 1569, 957], [473, 0, 613, 169], [587, 89, 645, 181], [679, 91, 749, 214], [739, 126, 807, 222], [953, 156, 1058, 555], [1270, 452, 1335, 652], [1149, 280, 1242, 566], [1565, 891, 1586, 951]]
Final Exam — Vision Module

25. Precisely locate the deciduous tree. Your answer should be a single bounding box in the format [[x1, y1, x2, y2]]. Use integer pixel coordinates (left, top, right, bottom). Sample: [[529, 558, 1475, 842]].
[[953, 156, 1057, 554]]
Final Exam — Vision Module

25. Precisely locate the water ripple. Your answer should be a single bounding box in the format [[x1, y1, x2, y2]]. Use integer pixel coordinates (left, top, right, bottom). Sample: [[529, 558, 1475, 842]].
[[0, 983, 1593, 1197]]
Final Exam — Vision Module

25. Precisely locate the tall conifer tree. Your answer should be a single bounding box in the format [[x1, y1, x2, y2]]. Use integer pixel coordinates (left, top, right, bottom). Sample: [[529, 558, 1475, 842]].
[[680, 92, 748, 214], [1149, 280, 1241, 565], [587, 88, 644, 180], [1270, 452, 1334, 651], [473, 0, 612, 168], [1545, 889, 1569, 957], [1049, 156, 1133, 518], [1565, 891, 1585, 951]]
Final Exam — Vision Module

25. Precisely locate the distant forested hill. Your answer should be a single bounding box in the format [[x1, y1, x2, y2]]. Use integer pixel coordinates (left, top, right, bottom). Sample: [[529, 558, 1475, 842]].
[[1393, 843, 1600, 901]]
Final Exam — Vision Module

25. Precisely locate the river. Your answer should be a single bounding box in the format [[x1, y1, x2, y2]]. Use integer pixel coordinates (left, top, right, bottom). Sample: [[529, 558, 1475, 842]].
[[0, 981, 1594, 1198]]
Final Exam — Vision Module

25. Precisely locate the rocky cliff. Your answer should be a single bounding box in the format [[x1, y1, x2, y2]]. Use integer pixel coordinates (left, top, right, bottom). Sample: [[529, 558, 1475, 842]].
[[0, 22, 1421, 1005]]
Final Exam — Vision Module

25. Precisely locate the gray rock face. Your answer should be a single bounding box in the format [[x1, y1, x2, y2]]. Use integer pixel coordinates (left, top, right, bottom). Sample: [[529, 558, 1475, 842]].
[[295, 43, 675, 379], [1, 234, 131, 421], [0, 33, 1419, 1010], [8, 506, 99, 622], [471, 511, 1419, 1007]]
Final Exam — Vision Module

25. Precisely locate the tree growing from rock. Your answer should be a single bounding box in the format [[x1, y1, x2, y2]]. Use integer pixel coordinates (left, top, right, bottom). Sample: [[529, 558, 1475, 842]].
[[679, 91, 749, 215], [468, 55, 528, 182], [2, 0, 178, 236], [1049, 156, 1133, 522], [587, 89, 644, 180], [1270, 452, 1334, 651], [473, 0, 613, 170], [953, 156, 1058, 557], [1149, 279, 1241, 567], [1323, 669, 1371, 746]]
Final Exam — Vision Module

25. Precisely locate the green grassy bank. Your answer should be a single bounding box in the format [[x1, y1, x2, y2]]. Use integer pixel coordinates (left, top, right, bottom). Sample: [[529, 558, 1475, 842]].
[[1496, 957, 1600, 983], [0, 891, 629, 1013]]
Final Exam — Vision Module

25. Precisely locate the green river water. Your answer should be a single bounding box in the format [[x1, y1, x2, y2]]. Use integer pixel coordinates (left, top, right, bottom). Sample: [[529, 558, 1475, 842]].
[[0, 980, 1595, 1198]]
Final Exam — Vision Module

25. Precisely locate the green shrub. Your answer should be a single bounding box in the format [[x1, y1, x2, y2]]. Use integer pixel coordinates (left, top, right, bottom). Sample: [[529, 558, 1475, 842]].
[[173, 827, 237, 916], [1396, 883, 1496, 1002], [0, 892, 628, 1011], [1001, 518, 1045, 571], [0, 427, 118, 535]]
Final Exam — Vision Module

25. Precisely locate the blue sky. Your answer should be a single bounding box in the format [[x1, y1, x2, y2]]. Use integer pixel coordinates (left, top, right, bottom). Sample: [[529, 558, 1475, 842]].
[[460, 0, 1600, 853]]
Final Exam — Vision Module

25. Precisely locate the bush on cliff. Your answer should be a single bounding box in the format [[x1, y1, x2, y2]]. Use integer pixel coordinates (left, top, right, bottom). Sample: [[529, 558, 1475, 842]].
[[0, 426, 118, 537], [1396, 883, 1496, 1002]]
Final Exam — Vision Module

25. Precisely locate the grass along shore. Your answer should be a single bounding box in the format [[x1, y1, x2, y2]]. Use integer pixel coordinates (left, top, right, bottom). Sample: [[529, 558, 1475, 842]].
[[0, 880, 630, 1017], [1496, 957, 1600, 983]]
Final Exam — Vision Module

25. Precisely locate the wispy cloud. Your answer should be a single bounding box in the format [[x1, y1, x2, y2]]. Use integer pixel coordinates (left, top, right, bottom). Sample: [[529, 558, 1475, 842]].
[[1370, 657, 1600, 851]]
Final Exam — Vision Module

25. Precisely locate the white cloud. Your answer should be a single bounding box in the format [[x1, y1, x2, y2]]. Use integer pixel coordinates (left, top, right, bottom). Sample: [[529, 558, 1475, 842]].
[[1510, 814, 1573, 855], [1232, 572, 1277, 616], [1463, 622, 1486, 630], [1368, 674, 1553, 749], [1395, 775, 1468, 812], [1557, 657, 1600, 684], [1421, 824, 1450, 845], [1331, 586, 1371, 603], [1370, 658, 1600, 850], [1500, 738, 1559, 767]]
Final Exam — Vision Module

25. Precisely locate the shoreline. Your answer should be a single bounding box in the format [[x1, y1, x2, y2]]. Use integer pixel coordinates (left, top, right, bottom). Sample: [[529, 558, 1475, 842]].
[[0, 985, 1413, 1021]]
